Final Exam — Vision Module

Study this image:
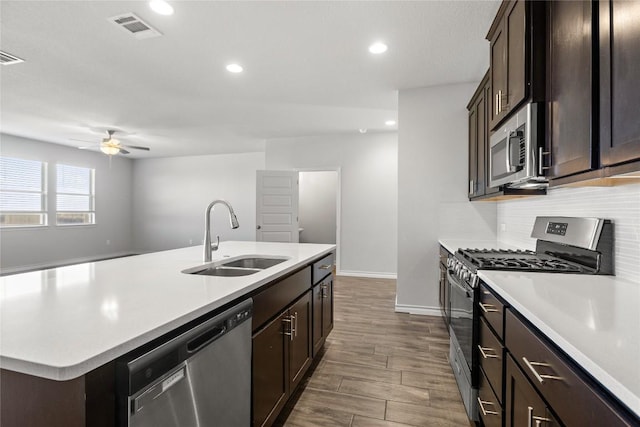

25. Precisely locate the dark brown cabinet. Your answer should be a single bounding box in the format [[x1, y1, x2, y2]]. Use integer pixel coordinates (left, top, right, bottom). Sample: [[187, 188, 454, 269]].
[[288, 292, 313, 391], [505, 355, 560, 427], [489, 0, 526, 128], [488, 0, 543, 130], [545, 0, 597, 180], [252, 253, 334, 427], [599, 0, 640, 169], [253, 311, 290, 427], [468, 72, 500, 200], [253, 291, 312, 427]]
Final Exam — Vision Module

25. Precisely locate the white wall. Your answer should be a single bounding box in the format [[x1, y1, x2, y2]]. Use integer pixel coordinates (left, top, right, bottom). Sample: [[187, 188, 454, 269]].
[[497, 183, 640, 283], [299, 171, 337, 244], [265, 133, 398, 277], [397, 84, 498, 315], [0, 134, 134, 272], [132, 152, 265, 252]]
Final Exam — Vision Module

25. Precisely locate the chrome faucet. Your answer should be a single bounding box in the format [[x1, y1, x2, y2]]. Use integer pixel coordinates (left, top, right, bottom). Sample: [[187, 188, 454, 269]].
[[204, 200, 239, 262]]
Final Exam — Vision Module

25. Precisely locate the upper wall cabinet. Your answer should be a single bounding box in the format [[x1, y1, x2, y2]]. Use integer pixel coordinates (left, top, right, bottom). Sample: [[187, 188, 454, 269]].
[[545, 0, 597, 180], [487, 0, 545, 131], [468, 72, 500, 199], [599, 0, 640, 169]]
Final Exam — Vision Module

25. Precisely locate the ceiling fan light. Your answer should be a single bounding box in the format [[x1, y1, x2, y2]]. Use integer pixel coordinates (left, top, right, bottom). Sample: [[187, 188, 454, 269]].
[[100, 145, 120, 155]]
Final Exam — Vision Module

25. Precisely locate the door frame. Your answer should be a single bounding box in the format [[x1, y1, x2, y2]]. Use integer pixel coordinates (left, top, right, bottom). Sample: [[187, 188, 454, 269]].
[[296, 167, 341, 275]]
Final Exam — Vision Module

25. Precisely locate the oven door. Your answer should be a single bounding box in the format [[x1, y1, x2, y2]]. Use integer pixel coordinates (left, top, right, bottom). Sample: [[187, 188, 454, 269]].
[[448, 270, 475, 371]]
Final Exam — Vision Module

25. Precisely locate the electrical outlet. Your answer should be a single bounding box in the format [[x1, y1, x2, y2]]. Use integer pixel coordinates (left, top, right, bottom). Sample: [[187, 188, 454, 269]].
[[500, 223, 507, 232]]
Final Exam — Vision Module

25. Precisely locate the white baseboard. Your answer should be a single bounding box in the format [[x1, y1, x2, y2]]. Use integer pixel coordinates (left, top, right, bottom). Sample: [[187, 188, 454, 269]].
[[394, 303, 442, 316], [0, 252, 137, 276], [337, 270, 397, 279]]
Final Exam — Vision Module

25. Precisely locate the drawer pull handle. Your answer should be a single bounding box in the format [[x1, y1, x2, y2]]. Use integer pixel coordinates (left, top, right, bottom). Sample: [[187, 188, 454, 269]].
[[527, 406, 552, 427], [478, 345, 499, 359], [319, 264, 332, 270], [479, 302, 499, 314], [477, 397, 499, 416], [522, 357, 563, 384]]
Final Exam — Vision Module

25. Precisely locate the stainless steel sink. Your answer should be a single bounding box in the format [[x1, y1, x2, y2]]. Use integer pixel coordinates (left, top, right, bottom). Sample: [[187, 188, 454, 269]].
[[183, 256, 289, 277], [191, 266, 261, 277], [222, 257, 287, 269]]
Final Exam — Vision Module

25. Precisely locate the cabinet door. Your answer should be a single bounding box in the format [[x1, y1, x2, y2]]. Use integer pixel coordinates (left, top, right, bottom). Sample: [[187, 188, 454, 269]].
[[469, 105, 479, 198], [321, 279, 334, 338], [484, 80, 500, 196], [289, 292, 312, 392], [490, 24, 507, 129], [600, 0, 640, 167], [546, 0, 596, 179], [252, 312, 289, 427], [506, 355, 560, 427], [312, 284, 324, 356], [506, 0, 526, 113]]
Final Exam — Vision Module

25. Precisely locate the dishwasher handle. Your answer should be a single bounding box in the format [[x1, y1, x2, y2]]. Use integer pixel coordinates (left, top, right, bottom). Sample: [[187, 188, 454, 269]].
[[186, 324, 226, 353]]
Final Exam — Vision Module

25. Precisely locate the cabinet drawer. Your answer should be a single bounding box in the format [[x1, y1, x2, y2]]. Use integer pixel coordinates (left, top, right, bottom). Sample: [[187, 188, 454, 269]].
[[505, 310, 636, 426], [252, 267, 311, 331], [478, 316, 504, 404], [479, 283, 505, 340], [478, 368, 503, 427], [312, 252, 334, 284]]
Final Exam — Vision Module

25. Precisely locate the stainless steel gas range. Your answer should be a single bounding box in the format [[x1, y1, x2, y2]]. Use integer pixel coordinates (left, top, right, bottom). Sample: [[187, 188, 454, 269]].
[[446, 216, 614, 422]]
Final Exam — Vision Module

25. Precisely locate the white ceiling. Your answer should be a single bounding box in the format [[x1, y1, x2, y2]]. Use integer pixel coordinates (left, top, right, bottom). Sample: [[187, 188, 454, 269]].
[[1, 1, 500, 158]]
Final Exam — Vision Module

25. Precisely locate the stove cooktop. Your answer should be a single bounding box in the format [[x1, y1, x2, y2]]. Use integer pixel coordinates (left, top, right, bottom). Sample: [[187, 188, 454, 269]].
[[456, 248, 585, 273]]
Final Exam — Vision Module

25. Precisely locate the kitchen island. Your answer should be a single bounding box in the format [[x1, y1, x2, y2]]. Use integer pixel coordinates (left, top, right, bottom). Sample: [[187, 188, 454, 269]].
[[0, 241, 335, 426]]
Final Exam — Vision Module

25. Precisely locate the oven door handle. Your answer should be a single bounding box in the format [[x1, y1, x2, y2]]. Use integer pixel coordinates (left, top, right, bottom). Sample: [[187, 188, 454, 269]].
[[447, 270, 472, 298]]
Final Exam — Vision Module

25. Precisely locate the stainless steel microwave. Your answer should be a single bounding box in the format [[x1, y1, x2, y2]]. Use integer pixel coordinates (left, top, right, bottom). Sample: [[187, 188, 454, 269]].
[[488, 103, 548, 189]]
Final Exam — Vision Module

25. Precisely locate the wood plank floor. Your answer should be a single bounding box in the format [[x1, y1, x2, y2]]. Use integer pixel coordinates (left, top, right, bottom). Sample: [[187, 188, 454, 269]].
[[273, 276, 473, 427]]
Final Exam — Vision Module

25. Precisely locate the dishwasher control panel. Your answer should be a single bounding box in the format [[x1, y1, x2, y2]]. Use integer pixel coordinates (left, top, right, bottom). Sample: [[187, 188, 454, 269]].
[[227, 308, 252, 329]]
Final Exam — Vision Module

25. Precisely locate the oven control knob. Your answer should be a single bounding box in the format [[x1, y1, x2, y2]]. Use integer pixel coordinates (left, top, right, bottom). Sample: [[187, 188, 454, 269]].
[[462, 270, 470, 280]]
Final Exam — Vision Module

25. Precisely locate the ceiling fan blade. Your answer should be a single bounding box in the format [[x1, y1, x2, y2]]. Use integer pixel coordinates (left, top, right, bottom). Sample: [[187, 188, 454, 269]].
[[118, 148, 131, 154], [121, 144, 150, 151]]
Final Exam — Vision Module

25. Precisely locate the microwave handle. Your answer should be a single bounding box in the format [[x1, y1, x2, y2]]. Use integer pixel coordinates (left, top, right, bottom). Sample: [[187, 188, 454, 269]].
[[506, 131, 514, 173]]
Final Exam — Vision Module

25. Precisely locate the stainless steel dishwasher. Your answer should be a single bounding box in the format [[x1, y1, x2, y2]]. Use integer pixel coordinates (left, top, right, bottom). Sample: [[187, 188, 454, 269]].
[[118, 299, 252, 427]]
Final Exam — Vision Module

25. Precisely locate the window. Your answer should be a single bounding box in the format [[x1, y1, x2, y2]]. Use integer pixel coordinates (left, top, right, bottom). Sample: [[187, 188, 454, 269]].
[[56, 164, 95, 225], [0, 157, 47, 227]]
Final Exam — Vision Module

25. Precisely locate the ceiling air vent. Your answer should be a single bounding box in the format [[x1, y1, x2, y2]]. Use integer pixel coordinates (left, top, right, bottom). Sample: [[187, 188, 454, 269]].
[[108, 13, 162, 39], [0, 51, 25, 65]]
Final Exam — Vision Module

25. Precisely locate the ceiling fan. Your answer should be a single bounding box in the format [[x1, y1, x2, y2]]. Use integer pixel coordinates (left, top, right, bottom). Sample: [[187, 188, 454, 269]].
[[73, 130, 150, 155]]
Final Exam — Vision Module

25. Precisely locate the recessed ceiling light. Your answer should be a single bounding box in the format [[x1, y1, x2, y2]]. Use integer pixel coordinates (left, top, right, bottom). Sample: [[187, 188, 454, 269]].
[[369, 42, 388, 54], [226, 63, 243, 73], [385, 120, 397, 126], [359, 129, 368, 134], [149, 0, 174, 15]]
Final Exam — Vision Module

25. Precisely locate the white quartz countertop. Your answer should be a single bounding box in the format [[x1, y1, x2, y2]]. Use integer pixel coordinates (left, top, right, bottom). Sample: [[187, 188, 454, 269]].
[[479, 271, 640, 417], [0, 241, 335, 381], [438, 238, 526, 254]]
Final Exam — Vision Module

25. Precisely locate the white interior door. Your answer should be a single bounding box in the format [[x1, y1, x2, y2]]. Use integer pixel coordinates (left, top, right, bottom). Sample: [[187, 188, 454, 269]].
[[256, 170, 299, 242]]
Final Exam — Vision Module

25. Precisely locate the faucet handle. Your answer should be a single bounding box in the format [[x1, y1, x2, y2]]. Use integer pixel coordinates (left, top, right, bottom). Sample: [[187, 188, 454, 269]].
[[212, 235, 220, 251]]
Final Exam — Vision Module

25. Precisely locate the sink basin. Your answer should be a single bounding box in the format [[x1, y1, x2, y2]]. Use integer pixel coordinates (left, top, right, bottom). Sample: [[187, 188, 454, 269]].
[[182, 256, 289, 277], [191, 266, 261, 277], [222, 257, 287, 269]]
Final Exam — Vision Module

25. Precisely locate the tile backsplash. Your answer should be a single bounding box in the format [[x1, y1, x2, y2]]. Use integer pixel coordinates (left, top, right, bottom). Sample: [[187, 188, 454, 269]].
[[497, 182, 640, 283]]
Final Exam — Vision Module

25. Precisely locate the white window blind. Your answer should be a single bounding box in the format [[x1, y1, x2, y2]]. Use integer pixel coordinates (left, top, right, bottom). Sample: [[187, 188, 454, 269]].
[[0, 156, 47, 227], [56, 164, 95, 225]]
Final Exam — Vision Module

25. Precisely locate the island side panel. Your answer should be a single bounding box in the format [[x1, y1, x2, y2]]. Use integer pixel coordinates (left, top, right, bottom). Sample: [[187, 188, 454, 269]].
[[0, 368, 85, 427]]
